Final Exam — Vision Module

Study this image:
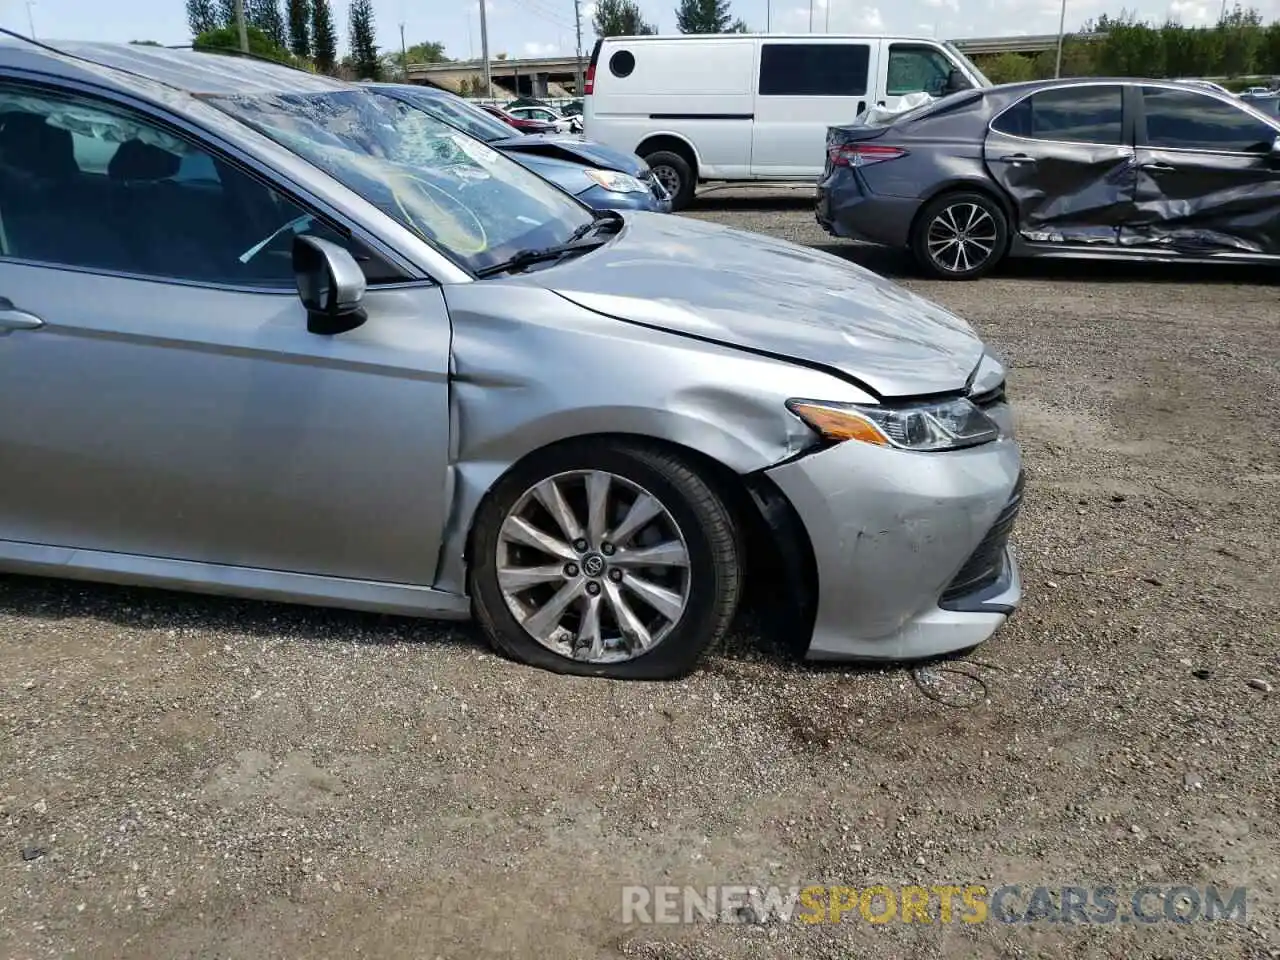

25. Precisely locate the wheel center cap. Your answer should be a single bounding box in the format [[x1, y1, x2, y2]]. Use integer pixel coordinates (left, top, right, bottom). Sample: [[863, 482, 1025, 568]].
[[582, 553, 606, 578]]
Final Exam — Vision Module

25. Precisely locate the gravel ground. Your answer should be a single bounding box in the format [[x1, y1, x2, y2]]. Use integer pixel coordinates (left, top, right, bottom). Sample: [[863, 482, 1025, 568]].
[[3, 188, 1278, 960]]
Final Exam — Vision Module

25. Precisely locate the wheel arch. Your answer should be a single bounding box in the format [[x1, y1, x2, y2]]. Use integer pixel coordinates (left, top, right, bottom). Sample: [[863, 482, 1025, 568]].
[[441, 429, 818, 658], [634, 132, 701, 179], [909, 178, 1016, 251]]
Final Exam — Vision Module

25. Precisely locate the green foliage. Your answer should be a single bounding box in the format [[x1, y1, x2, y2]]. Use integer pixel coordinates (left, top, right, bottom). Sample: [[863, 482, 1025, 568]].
[[247, 0, 287, 48], [311, 0, 338, 72], [592, 0, 657, 37], [186, 0, 219, 36], [675, 0, 746, 34], [193, 24, 296, 64], [347, 0, 380, 80], [1072, 6, 1280, 78], [406, 41, 450, 63], [287, 0, 310, 58], [983, 51, 1036, 84]]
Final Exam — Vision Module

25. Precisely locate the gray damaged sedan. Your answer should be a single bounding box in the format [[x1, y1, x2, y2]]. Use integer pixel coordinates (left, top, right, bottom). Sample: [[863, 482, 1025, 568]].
[[0, 40, 1024, 679]]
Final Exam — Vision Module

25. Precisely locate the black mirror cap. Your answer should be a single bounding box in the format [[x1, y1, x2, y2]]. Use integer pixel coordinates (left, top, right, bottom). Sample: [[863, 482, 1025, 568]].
[[293, 235, 369, 336]]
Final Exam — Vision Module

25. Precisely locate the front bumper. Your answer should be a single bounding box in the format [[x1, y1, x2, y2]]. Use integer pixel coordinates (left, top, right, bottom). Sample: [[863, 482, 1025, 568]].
[[577, 176, 672, 214], [764, 431, 1024, 661]]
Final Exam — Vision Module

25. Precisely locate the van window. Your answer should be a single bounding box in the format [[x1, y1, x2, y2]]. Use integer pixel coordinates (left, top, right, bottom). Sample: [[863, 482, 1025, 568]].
[[759, 43, 870, 97], [887, 44, 959, 97]]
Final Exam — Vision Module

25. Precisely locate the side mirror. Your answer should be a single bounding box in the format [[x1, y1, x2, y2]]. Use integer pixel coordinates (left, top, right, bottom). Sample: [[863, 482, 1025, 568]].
[[944, 69, 971, 95], [293, 235, 368, 336]]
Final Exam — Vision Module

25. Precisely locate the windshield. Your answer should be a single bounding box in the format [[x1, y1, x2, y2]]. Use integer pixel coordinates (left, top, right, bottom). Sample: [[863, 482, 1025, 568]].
[[388, 89, 518, 143], [208, 89, 593, 274], [943, 41, 993, 88]]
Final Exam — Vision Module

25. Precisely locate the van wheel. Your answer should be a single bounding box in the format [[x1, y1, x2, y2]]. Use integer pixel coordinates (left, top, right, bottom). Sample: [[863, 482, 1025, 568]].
[[644, 150, 695, 211], [911, 191, 1008, 280], [469, 440, 741, 680]]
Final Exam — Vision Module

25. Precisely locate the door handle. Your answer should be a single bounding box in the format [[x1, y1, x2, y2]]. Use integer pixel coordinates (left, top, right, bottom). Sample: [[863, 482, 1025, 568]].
[[857, 100, 866, 115], [0, 298, 44, 334], [999, 153, 1036, 165], [1141, 161, 1175, 173]]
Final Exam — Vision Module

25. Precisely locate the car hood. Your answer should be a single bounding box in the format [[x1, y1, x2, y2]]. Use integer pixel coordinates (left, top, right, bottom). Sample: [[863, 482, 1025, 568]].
[[538, 214, 987, 398], [509, 152, 594, 195], [492, 133, 649, 178]]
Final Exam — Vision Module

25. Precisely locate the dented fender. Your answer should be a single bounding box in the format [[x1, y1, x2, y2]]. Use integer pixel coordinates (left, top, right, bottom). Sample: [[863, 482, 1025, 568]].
[[431, 282, 869, 594]]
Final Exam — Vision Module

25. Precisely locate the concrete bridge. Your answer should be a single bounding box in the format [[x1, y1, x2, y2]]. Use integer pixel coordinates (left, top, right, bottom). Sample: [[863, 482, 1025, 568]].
[[406, 33, 1093, 96]]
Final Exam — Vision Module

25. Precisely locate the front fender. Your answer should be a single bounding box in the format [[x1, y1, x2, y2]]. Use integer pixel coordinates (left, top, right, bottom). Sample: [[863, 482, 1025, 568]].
[[433, 281, 867, 593]]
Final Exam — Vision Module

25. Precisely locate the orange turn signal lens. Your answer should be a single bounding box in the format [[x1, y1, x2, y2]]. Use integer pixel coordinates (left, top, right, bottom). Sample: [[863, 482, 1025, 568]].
[[786, 401, 890, 447]]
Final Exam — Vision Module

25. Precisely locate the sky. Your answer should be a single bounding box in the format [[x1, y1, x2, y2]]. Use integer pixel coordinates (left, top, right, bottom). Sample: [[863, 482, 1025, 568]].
[[3, 0, 1279, 63]]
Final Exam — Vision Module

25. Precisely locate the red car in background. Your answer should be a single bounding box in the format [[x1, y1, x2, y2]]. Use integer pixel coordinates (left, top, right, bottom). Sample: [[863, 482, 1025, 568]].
[[478, 102, 557, 134]]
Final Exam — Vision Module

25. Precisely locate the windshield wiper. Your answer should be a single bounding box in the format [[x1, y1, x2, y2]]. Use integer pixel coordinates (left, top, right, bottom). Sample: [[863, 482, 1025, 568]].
[[474, 211, 623, 278]]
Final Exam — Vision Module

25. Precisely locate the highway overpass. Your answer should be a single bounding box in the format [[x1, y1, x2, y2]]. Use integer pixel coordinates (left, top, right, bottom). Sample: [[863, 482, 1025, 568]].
[[406, 33, 1096, 95]]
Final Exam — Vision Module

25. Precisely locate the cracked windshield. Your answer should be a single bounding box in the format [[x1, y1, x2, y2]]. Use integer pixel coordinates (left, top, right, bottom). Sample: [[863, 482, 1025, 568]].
[[208, 89, 593, 273]]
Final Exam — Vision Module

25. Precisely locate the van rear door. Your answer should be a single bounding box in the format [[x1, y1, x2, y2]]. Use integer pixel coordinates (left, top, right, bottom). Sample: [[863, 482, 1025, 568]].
[[750, 39, 878, 179]]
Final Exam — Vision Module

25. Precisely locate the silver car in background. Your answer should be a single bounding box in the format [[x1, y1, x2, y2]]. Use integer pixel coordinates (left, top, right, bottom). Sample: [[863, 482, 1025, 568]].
[[0, 39, 1023, 679]]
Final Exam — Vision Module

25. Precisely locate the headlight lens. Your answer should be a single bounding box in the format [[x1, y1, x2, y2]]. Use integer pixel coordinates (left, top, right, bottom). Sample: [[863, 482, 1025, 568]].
[[584, 169, 648, 193], [786, 397, 1000, 451]]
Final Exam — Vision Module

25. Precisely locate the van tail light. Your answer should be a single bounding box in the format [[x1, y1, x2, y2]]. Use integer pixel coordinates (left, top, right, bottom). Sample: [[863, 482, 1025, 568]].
[[584, 63, 596, 95], [828, 144, 908, 167]]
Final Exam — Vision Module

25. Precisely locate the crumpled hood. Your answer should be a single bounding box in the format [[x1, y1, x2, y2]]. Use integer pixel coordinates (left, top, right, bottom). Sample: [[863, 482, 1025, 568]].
[[494, 133, 650, 179], [540, 213, 987, 398]]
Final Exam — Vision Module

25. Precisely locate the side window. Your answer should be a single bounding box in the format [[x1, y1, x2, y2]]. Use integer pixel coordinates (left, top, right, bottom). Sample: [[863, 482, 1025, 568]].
[[1141, 86, 1277, 153], [886, 45, 958, 97], [0, 87, 406, 287], [759, 43, 869, 97], [991, 85, 1124, 145]]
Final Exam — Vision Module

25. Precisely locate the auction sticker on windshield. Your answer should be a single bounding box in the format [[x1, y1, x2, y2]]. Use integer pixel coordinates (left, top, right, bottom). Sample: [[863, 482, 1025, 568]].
[[450, 134, 500, 166]]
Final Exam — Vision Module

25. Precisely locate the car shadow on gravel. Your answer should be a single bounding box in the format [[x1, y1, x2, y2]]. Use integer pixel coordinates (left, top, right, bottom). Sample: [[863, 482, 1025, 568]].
[[816, 241, 1280, 286], [690, 191, 814, 212], [0, 573, 480, 649]]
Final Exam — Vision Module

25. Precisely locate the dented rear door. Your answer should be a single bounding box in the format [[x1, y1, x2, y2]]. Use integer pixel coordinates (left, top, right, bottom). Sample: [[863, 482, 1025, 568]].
[[983, 82, 1135, 246], [1123, 85, 1280, 256]]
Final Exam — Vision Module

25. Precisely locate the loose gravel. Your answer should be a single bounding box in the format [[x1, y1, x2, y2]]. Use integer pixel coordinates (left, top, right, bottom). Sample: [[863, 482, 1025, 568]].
[[2, 188, 1278, 960]]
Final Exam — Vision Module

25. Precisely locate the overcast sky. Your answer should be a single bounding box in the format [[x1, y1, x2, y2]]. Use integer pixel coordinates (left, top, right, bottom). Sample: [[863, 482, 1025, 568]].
[[4, 0, 1279, 63]]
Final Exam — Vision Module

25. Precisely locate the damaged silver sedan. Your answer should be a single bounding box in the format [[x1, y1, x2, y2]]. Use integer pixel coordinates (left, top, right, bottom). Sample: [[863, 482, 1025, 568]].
[[0, 41, 1023, 679], [819, 78, 1280, 279]]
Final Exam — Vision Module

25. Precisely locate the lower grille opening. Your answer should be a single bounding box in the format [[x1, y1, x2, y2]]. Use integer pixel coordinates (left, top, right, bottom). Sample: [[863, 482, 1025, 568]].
[[941, 471, 1025, 603]]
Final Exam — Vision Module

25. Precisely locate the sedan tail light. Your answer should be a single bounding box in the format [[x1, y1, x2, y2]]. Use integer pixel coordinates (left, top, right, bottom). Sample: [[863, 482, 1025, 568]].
[[828, 144, 908, 167]]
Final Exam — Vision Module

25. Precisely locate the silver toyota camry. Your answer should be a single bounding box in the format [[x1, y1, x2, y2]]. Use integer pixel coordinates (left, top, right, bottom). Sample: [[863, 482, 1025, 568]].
[[0, 40, 1024, 679]]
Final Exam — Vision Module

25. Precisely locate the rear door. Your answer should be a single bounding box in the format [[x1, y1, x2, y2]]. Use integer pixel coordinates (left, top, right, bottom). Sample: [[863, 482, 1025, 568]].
[[1125, 84, 1280, 256], [983, 83, 1136, 246], [750, 39, 877, 178]]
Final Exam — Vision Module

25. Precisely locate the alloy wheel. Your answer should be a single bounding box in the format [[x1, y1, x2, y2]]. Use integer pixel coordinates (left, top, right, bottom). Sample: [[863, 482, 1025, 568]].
[[926, 202, 999, 275], [495, 470, 692, 664]]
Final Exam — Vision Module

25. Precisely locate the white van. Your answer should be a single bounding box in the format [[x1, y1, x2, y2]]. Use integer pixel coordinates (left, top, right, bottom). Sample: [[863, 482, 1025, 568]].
[[583, 34, 991, 209]]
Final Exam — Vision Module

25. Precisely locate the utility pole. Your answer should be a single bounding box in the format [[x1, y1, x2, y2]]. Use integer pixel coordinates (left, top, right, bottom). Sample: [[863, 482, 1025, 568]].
[[808, 0, 813, 31], [25, 0, 36, 38], [1054, 0, 1066, 78], [399, 21, 408, 80], [765, 0, 770, 31], [824, 0, 829, 31], [479, 0, 492, 98], [233, 0, 249, 52], [573, 0, 583, 94]]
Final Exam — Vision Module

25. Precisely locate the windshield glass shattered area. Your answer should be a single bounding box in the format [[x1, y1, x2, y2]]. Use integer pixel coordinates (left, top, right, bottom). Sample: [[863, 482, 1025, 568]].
[[208, 89, 593, 273]]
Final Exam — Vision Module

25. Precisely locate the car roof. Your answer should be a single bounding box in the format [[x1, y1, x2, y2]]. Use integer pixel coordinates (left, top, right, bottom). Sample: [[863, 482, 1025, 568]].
[[0, 36, 348, 96]]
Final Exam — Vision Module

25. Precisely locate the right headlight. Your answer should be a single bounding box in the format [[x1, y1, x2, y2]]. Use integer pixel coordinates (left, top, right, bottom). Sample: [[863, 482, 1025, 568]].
[[584, 169, 648, 194], [786, 396, 1000, 452]]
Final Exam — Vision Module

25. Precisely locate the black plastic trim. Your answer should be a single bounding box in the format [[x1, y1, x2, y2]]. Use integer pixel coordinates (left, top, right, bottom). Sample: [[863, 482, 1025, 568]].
[[649, 113, 754, 121]]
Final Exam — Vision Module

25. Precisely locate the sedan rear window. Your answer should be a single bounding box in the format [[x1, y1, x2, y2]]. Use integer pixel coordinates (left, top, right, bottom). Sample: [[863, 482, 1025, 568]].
[[992, 85, 1124, 146]]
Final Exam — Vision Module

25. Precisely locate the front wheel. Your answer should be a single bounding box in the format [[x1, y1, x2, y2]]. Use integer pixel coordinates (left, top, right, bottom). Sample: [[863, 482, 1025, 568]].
[[643, 150, 696, 211], [469, 441, 742, 680], [911, 191, 1009, 280]]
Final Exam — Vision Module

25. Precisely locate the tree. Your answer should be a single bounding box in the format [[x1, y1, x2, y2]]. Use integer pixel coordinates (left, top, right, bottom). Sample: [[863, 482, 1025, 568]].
[[287, 0, 310, 57], [405, 40, 449, 63], [311, 0, 338, 72], [593, 0, 657, 36], [983, 51, 1035, 84], [347, 0, 380, 80], [247, 0, 287, 49], [194, 24, 294, 63], [186, 0, 219, 36], [675, 0, 745, 33]]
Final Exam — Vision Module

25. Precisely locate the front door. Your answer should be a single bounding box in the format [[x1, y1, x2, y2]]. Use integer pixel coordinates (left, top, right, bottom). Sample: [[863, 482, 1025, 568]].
[[751, 40, 877, 178], [983, 82, 1136, 246], [1125, 84, 1280, 256], [877, 42, 968, 113], [0, 82, 451, 586]]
